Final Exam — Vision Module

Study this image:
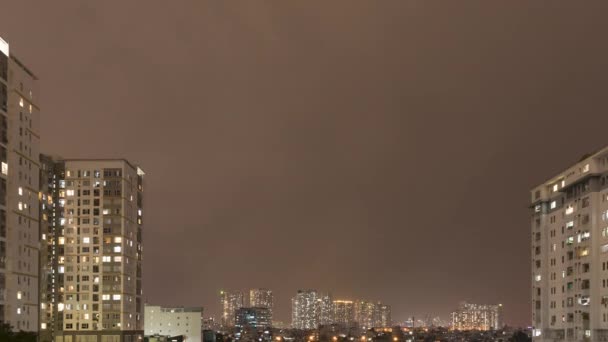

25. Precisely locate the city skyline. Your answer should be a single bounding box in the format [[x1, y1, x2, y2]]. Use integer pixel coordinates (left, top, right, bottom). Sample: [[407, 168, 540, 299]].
[[2, 1, 608, 329]]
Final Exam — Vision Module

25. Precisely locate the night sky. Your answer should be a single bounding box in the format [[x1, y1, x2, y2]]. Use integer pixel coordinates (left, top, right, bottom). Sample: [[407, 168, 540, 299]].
[[2, 1, 608, 327]]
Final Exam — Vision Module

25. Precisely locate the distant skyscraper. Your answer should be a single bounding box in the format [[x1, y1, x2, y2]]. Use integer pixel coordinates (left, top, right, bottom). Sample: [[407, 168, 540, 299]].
[[249, 288, 273, 323], [0, 35, 41, 333], [41, 159, 145, 342], [220, 290, 244, 328], [450, 302, 502, 331], [317, 293, 333, 326], [530, 150, 608, 341], [145, 305, 203, 342], [332, 300, 355, 329], [354, 301, 376, 329], [374, 303, 391, 328], [292, 290, 319, 329]]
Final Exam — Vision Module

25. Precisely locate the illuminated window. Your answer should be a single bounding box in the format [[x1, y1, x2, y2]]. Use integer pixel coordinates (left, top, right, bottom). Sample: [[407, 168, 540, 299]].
[[550, 201, 556, 209], [19, 98, 24, 107], [66, 189, 75, 197], [18, 202, 23, 210], [1, 162, 7, 175], [535, 275, 541, 282], [41, 323, 47, 330], [102, 256, 111, 262], [553, 184, 558, 192], [114, 246, 121, 253], [58, 266, 64, 273], [566, 221, 574, 229], [114, 237, 122, 243], [583, 164, 590, 173], [565, 205, 574, 215], [18, 187, 22, 196], [113, 294, 121, 300], [17, 291, 22, 299], [114, 256, 122, 262], [102, 294, 110, 300], [17, 308, 21, 314], [82, 237, 90, 244]]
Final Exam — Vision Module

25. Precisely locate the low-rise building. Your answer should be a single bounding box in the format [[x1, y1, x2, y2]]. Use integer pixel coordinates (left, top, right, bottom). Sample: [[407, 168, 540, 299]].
[[144, 305, 203, 342]]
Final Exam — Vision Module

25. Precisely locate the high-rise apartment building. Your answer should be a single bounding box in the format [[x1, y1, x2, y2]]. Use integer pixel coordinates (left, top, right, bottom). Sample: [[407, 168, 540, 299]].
[[374, 303, 391, 328], [220, 290, 244, 328], [144, 305, 202, 342], [354, 301, 375, 329], [0, 35, 41, 332], [531, 148, 608, 341], [332, 300, 355, 329], [317, 293, 333, 326], [39, 158, 145, 342], [450, 302, 502, 331], [292, 290, 319, 329], [249, 288, 273, 323], [39, 155, 64, 341]]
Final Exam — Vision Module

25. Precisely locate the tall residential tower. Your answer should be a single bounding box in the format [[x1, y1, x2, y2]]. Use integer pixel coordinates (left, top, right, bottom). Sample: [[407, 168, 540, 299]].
[[531, 147, 608, 341], [40, 159, 144, 342], [249, 288, 273, 323], [0, 35, 41, 332], [220, 290, 244, 328]]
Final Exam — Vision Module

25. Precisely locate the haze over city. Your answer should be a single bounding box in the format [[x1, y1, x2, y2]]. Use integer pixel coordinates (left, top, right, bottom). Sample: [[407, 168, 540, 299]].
[[1, 2, 608, 339]]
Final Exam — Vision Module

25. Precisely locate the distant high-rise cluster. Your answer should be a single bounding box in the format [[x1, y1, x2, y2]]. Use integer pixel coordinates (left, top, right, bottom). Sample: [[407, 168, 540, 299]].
[[291, 290, 391, 330], [450, 302, 502, 331], [220, 288, 275, 328]]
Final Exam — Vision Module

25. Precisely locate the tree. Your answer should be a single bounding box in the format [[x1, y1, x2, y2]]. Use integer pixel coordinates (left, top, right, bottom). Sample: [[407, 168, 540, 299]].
[[0, 323, 37, 342], [509, 330, 531, 342]]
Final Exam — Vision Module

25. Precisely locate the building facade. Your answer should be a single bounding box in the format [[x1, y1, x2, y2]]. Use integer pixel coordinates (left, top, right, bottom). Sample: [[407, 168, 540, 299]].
[[374, 303, 391, 328], [354, 301, 375, 329], [333, 300, 355, 329], [292, 290, 319, 329], [39, 156, 65, 341], [317, 293, 333, 326], [235, 307, 271, 330], [41, 159, 145, 342], [0, 35, 41, 332], [249, 288, 273, 324], [144, 305, 203, 342], [450, 302, 502, 331], [220, 290, 244, 328], [531, 148, 608, 341]]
